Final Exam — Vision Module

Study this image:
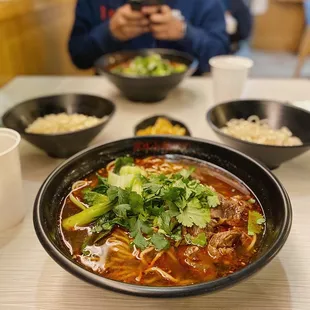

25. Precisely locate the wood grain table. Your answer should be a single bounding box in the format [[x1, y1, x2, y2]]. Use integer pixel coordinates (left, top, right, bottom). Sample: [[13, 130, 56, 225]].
[[0, 77, 310, 310]]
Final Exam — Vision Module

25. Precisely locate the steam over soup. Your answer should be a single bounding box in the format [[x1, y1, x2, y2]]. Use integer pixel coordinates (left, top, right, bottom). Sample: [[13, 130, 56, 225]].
[[59, 156, 265, 286]]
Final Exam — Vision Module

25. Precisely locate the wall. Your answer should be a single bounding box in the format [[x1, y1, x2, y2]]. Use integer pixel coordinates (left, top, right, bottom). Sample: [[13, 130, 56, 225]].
[[252, 0, 306, 52], [0, 0, 93, 87]]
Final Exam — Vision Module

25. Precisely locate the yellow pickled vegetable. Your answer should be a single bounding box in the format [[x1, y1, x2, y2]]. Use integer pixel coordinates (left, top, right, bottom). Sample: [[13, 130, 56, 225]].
[[136, 117, 186, 136]]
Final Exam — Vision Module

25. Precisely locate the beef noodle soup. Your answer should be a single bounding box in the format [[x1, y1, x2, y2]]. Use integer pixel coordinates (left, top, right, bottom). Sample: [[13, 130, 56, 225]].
[[59, 156, 265, 286]]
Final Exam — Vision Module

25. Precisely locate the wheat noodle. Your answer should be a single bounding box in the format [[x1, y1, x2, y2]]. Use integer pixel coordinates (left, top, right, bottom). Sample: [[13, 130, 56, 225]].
[[221, 115, 302, 146]]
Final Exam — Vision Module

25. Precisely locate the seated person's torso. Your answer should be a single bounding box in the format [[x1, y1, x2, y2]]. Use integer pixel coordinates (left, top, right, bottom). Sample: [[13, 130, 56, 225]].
[[89, 0, 204, 51]]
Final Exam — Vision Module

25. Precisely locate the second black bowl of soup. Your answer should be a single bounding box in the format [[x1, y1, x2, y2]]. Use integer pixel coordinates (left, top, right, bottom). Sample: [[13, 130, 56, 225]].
[[33, 136, 292, 297], [95, 49, 198, 103]]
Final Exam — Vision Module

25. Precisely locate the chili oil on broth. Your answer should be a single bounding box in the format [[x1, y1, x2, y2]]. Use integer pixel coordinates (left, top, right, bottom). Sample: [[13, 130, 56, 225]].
[[59, 156, 265, 287]]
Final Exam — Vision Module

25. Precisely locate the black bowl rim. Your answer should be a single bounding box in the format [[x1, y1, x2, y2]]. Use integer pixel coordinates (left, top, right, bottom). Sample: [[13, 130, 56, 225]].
[[206, 99, 310, 149], [33, 136, 292, 298], [2, 94, 116, 137], [134, 114, 192, 136], [95, 48, 199, 80]]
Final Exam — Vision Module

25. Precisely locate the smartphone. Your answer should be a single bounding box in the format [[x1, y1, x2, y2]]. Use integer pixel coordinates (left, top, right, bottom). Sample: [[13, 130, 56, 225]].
[[129, 0, 165, 11], [144, 0, 165, 6], [129, 0, 143, 11]]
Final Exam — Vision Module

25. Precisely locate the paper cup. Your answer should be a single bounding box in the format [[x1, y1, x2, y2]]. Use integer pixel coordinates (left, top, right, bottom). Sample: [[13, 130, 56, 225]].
[[209, 56, 253, 104], [0, 128, 25, 231]]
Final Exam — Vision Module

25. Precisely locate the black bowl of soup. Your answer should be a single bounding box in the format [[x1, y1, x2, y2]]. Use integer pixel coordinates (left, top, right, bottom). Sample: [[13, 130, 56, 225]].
[[33, 136, 292, 297], [207, 100, 310, 170], [95, 49, 198, 103]]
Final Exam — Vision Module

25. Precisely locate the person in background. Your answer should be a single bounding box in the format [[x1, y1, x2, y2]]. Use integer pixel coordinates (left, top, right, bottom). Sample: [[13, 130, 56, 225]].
[[69, 0, 229, 74], [221, 0, 253, 53]]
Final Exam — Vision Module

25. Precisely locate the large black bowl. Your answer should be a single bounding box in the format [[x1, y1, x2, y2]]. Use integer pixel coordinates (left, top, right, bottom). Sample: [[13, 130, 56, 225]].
[[207, 100, 310, 169], [95, 49, 198, 103], [2, 94, 115, 158], [33, 136, 292, 298]]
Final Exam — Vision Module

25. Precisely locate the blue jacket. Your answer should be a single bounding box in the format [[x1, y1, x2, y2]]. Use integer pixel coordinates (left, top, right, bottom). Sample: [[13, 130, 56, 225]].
[[69, 0, 229, 74], [221, 0, 252, 41]]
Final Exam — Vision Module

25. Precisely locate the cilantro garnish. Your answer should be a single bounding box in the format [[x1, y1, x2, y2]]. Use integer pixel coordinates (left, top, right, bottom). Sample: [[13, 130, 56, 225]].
[[177, 197, 211, 228], [133, 231, 149, 250], [114, 204, 131, 218], [170, 226, 182, 242], [113, 156, 134, 174], [151, 233, 170, 251], [185, 232, 207, 247], [248, 210, 265, 235], [76, 159, 221, 251]]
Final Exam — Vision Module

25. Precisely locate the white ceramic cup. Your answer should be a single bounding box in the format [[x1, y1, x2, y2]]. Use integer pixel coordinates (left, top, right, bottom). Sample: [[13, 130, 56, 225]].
[[209, 55, 254, 104], [0, 128, 25, 232]]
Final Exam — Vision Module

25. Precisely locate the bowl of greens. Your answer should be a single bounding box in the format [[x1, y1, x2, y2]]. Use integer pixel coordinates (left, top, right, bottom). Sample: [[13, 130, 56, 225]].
[[95, 49, 198, 103]]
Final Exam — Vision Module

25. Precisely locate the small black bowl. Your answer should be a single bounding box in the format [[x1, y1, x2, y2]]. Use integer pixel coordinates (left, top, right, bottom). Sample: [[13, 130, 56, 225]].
[[95, 48, 198, 103], [207, 100, 310, 169], [2, 94, 115, 158], [134, 115, 191, 136], [33, 136, 292, 297]]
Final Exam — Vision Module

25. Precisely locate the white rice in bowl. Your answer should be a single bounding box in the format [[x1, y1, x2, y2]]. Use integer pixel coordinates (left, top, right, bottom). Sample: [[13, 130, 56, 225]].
[[26, 113, 106, 134]]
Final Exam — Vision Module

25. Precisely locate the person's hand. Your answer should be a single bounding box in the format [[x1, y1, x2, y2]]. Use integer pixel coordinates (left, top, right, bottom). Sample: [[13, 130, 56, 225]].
[[110, 4, 150, 41], [142, 5, 186, 41]]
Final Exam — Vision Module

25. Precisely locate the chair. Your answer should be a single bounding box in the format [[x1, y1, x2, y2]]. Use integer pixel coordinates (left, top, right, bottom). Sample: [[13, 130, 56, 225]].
[[294, 0, 310, 77]]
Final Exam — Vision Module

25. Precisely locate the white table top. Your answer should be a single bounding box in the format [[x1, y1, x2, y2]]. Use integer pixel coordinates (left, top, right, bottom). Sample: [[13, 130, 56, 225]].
[[0, 76, 310, 310]]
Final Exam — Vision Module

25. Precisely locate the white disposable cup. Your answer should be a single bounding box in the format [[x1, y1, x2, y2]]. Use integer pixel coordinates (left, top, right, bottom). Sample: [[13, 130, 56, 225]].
[[209, 56, 253, 104], [0, 128, 25, 232]]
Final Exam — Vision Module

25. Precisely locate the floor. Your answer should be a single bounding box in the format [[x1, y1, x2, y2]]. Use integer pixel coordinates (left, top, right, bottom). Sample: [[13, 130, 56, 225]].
[[250, 49, 310, 78], [236, 42, 310, 78]]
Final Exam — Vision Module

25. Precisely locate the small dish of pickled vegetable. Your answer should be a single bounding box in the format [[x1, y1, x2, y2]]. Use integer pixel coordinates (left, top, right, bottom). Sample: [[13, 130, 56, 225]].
[[134, 115, 191, 136]]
